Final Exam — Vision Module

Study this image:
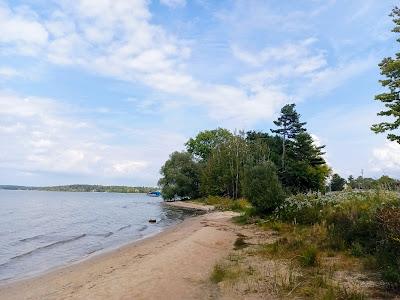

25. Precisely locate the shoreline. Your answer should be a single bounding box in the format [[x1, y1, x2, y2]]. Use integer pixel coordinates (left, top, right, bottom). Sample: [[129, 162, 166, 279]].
[[0, 225, 167, 287], [0, 199, 205, 287], [0, 210, 240, 300]]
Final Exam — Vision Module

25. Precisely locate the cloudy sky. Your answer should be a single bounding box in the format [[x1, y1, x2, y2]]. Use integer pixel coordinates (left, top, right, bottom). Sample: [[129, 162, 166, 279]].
[[0, 0, 399, 186]]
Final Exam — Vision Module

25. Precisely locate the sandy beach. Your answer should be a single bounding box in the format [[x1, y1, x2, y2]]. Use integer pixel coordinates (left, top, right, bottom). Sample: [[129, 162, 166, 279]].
[[0, 208, 240, 300]]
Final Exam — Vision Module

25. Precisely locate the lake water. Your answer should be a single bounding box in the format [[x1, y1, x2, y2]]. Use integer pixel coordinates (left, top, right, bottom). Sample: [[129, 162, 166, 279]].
[[0, 190, 197, 283]]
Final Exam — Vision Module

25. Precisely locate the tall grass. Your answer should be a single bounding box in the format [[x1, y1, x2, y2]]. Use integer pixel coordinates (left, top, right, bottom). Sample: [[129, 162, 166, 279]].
[[273, 190, 400, 288]]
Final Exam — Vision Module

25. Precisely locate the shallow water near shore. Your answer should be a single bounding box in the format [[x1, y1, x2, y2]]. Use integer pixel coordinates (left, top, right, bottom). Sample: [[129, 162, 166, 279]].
[[0, 190, 198, 282]]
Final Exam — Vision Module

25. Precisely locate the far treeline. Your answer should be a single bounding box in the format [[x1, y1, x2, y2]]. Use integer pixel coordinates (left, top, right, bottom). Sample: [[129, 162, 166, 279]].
[[0, 185, 156, 194], [158, 103, 399, 213]]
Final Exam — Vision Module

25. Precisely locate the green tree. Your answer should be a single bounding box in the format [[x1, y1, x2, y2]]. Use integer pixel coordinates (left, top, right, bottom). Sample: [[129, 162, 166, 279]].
[[185, 128, 233, 161], [271, 104, 306, 169], [158, 151, 200, 200], [376, 175, 399, 190], [243, 161, 285, 215], [200, 132, 247, 199], [284, 132, 330, 192], [348, 175, 357, 189], [289, 132, 326, 167], [246, 131, 283, 167], [371, 7, 400, 143], [330, 173, 346, 191]]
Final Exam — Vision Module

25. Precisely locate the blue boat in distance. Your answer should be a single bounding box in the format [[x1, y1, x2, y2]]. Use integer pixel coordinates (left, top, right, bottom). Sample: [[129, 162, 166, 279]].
[[147, 191, 161, 197]]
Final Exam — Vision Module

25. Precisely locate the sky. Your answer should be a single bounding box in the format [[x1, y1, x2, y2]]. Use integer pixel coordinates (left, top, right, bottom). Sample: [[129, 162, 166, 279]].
[[0, 0, 399, 186]]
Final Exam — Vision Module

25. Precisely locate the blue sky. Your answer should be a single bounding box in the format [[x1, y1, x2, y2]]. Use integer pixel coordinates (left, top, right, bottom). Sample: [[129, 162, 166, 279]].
[[0, 0, 399, 186]]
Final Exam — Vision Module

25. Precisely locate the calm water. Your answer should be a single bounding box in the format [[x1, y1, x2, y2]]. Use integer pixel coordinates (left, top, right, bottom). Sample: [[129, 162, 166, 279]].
[[0, 190, 197, 282]]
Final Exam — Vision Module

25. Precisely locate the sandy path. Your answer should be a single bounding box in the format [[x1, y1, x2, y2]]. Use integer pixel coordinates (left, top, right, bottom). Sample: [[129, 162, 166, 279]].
[[0, 211, 239, 300]]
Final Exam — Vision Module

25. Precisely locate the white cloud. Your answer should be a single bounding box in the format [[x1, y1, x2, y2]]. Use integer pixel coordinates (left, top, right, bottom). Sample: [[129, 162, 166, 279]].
[[0, 3, 48, 55], [297, 56, 376, 99], [371, 141, 400, 172], [0, 0, 378, 127], [0, 66, 20, 79], [0, 0, 291, 125], [233, 38, 321, 67], [160, 0, 186, 8], [0, 91, 185, 182]]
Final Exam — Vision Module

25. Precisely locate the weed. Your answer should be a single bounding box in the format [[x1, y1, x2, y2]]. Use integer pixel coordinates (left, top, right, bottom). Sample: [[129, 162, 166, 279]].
[[210, 264, 227, 283], [299, 246, 319, 267]]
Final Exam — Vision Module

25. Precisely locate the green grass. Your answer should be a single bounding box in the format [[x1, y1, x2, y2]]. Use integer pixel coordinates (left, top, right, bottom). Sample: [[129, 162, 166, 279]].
[[194, 196, 251, 212], [299, 246, 319, 267], [210, 264, 227, 283]]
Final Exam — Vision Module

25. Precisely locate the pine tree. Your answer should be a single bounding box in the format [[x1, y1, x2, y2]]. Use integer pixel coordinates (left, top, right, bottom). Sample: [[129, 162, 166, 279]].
[[271, 104, 306, 169], [371, 7, 400, 143]]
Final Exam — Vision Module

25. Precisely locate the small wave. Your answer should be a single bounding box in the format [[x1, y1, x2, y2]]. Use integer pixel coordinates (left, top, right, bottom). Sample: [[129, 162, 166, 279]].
[[10, 234, 87, 261], [103, 231, 113, 238], [19, 234, 45, 242], [117, 224, 131, 232], [86, 247, 104, 255], [138, 225, 148, 232], [91, 232, 113, 238]]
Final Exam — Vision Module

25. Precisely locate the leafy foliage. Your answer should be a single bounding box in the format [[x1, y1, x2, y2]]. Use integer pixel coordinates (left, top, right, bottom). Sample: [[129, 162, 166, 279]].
[[274, 190, 400, 287], [158, 151, 200, 200], [160, 104, 330, 203], [330, 173, 346, 191], [371, 7, 400, 143], [185, 128, 232, 161], [200, 132, 247, 199], [243, 162, 285, 215]]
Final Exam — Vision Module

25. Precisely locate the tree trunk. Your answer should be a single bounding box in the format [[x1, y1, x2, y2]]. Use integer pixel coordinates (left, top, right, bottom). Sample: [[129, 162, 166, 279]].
[[282, 133, 286, 169]]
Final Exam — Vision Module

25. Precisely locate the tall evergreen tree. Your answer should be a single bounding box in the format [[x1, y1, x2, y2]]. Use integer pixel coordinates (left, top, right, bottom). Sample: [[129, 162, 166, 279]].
[[290, 132, 326, 166], [330, 173, 346, 191], [271, 104, 306, 169], [371, 7, 400, 143]]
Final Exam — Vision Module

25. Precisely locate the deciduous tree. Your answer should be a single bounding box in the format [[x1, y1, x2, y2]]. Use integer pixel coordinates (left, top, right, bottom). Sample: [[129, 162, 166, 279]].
[[158, 151, 200, 200]]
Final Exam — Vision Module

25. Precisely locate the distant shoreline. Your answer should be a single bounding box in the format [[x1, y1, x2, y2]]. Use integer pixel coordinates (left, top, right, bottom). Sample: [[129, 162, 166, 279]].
[[0, 184, 157, 194]]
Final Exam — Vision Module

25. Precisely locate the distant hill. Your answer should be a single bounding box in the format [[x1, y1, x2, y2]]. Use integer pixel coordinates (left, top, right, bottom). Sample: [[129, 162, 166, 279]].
[[0, 184, 157, 193]]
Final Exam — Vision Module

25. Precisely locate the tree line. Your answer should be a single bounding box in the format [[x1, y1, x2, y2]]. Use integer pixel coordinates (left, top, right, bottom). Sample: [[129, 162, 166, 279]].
[[0, 185, 156, 193], [329, 173, 400, 192], [159, 104, 330, 214]]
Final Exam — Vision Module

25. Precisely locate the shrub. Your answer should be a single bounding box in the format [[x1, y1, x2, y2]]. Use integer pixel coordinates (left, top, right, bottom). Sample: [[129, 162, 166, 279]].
[[299, 246, 319, 267], [197, 196, 251, 212], [274, 190, 400, 287], [243, 161, 285, 215], [210, 264, 227, 283]]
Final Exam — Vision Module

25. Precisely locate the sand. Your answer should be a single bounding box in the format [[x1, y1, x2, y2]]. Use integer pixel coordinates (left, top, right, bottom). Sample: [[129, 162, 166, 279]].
[[163, 200, 215, 211], [0, 211, 240, 300]]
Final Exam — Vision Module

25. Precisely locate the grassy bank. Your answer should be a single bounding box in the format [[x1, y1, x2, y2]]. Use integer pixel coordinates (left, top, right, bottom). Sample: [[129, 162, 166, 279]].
[[208, 190, 400, 299]]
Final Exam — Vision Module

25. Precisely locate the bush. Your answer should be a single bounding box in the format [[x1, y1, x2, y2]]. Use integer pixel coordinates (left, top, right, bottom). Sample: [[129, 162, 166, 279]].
[[274, 190, 400, 287], [243, 161, 285, 215], [323, 191, 400, 287], [274, 193, 327, 224], [299, 246, 319, 267], [197, 196, 251, 212]]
